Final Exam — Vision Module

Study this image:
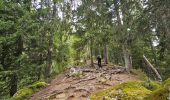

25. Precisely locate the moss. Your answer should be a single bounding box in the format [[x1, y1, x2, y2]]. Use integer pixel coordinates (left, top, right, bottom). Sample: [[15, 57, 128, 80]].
[[12, 81, 48, 100], [145, 78, 170, 100], [145, 86, 170, 100], [142, 80, 161, 91], [163, 78, 170, 87], [90, 81, 151, 100], [29, 81, 48, 90], [13, 88, 33, 100]]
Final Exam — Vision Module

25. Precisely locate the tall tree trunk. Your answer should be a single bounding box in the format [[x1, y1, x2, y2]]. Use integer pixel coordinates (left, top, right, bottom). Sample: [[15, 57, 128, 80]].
[[10, 35, 23, 96], [162, 14, 170, 38], [122, 45, 132, 72], [10, 73, 17, 96], [90, 39, 94, 67], [114, 0, 132, 71], [104, 43, 108, 64], [149, 40, 157, 66], [45, 0, 53, 78], [46, 35, 52, 77], [1, 44, 7, 70]]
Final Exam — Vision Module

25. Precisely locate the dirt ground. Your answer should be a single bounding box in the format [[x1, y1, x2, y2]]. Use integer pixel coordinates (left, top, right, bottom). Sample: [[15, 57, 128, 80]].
[[30, 64, 139, 100]]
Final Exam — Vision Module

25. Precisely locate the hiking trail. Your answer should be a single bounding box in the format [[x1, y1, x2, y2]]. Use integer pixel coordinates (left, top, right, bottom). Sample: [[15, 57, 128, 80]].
[[30, 63, 139, 100]]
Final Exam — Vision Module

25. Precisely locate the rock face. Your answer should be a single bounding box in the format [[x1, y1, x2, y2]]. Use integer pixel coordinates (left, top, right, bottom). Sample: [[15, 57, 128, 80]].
[[30, 65, 139, 100]]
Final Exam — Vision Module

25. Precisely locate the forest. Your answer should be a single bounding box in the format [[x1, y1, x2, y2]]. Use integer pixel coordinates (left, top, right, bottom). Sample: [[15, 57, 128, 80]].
[[0, 0, 170, 100]]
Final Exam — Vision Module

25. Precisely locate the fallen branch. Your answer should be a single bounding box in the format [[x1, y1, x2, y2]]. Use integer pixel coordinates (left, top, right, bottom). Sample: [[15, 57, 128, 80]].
[[74, 77, 96, 84], [143, 55, 162, 81], [81, 69, 94, 72]]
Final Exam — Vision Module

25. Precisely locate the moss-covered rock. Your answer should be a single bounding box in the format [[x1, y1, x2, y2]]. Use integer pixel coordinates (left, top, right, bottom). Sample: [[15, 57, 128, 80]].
[[142, 80, 161, 91], [90, 81, 152, 100], [29, 81, 48, 90], [145, 86, 170, 100], [145, 78, 170, 100], [13, 88, 33, 100], [12, 81, 48, 100]]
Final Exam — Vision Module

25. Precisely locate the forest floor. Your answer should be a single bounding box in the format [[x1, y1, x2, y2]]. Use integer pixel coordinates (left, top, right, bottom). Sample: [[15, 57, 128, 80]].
[[30, 63, 140, 100]]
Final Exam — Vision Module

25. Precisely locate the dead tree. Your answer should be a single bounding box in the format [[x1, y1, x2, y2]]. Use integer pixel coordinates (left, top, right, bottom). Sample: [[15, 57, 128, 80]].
[[143, 55, 162, 81]]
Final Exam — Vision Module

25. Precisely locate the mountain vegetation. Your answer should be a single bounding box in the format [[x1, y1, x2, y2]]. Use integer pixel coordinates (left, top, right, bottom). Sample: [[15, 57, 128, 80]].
[[0, 0, 170, 99]]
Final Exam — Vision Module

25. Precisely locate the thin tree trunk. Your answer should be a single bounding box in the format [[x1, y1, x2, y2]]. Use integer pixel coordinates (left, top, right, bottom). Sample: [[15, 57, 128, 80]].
[[122, 45, 132, 72], [10, 35, 23, 96], [162, 15, 170, 38], [46, 35, 52, 77], [45, 0, 53, 78], [149, 40, 157, 66], [90, 39, 94, 67], [104, 43, 108, 64], [10, 73, 17, 96]]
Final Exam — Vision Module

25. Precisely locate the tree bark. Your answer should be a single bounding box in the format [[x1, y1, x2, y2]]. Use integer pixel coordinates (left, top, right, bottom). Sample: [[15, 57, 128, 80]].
[[10, 35, 23, 96], [114, 0, 133, 72], [162, 14, 170, 38], [90, 39, 94, 67], [143, 55, 162, 81], [122, 45, 132, 72], [46, 35, 52, 77], [10, 73, 17, 96], [104, 44, 108, 64], [149, 40, 157, 66]]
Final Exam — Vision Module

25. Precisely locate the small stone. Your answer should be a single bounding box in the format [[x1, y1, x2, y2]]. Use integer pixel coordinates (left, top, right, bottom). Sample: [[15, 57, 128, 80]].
[[56, 93, 66, 98]]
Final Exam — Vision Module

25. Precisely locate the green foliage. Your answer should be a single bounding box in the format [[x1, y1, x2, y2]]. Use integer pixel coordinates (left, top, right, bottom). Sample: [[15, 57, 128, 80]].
[[90, 81, 152, 100]]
